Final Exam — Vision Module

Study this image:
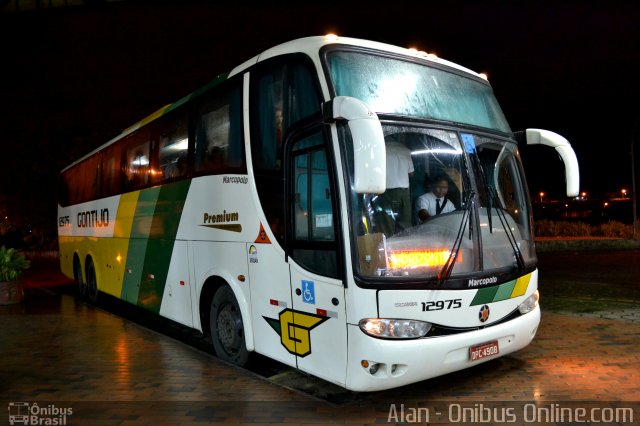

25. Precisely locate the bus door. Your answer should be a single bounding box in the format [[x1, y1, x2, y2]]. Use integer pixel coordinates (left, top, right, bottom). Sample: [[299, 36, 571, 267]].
[[286, 129, 348, 386]]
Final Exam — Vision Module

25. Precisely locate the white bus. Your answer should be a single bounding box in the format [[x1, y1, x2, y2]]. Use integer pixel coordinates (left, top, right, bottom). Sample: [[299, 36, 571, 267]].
[[58, 35, 579, 391]]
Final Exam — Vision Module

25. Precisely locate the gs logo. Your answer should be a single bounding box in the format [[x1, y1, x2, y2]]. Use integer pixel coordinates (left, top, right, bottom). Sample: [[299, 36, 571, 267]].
[[264, 309, 328, 357]]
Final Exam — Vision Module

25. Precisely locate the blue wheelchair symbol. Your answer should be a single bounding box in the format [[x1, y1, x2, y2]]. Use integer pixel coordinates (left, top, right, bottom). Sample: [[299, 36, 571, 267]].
[[301, 280, 315, 305]]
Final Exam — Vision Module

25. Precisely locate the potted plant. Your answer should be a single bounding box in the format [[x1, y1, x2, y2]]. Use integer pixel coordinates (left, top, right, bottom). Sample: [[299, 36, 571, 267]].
[[0, 246, 30, 304]]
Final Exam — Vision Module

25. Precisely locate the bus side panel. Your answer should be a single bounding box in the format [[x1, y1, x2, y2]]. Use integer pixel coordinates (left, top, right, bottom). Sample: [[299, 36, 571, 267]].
[[110, 191, 141, 298], [121, 187, 161, 304], [191, 241, 251, 337], [58, 195, 125, 296], [58, 234, 76, 280], [159, 240, 193, 327], [176, 175, 259, 338], [137, 181, 191, 313]]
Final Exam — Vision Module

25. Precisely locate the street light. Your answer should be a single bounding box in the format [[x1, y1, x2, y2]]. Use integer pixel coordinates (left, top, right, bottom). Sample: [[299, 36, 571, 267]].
[[622, 189, 628, 198], [539, 192, 545, 203]]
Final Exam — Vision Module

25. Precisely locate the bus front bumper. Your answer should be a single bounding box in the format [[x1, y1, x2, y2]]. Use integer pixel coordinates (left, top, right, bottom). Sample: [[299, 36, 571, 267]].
[[345, 306, 540, 392]]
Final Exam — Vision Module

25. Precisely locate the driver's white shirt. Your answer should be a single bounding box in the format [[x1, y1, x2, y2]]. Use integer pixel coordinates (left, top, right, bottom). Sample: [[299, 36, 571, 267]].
[[415, 192, 455, 222]]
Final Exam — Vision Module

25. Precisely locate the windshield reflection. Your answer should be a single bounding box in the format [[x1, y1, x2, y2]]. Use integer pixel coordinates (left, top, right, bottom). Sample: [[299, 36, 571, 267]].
[[343, 124, 534, 283]]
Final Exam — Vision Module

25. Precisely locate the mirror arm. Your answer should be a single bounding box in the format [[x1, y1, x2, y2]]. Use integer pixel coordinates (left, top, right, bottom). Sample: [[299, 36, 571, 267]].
[[522, 128, 580, 197]]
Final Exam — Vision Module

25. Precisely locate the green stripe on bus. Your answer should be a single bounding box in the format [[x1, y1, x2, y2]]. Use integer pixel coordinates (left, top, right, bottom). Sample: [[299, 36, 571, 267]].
[[493, 280, 517, 302], [137, 180, 191, 313], [470, 285, 500, 306], [165, 73, 228, 114], [121, 187, 161, 303], [470, 279, 526, 306]]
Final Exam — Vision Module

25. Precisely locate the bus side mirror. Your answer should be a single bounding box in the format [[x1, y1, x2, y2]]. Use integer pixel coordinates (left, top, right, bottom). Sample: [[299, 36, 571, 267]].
[[524, 128, 580, 197], [323, 96, 386, 194]]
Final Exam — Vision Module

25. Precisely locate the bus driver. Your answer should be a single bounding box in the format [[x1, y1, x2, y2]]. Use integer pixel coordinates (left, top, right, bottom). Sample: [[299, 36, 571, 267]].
[[415, 175, 455, 223]]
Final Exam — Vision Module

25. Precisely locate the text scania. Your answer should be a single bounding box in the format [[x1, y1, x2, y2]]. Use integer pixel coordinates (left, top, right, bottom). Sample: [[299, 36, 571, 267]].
[[77, 209, 109, 228], [203, 210, 239, 224], [468, 276, 498, 287]]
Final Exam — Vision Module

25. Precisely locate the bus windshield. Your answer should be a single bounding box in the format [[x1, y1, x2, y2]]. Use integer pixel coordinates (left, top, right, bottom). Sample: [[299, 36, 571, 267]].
[[326, 49, 534, 285], [326, 50, 511, 133], [340, 123, 535, 283]]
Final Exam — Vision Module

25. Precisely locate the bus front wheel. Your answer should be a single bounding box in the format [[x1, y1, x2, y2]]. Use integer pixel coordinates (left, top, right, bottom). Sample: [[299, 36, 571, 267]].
[[210, 286, 248, 367]]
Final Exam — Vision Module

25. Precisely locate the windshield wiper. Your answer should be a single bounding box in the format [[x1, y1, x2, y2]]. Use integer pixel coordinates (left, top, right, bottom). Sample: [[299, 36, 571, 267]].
[[438, 190, 475, 285], [487, 186, 526, 272]]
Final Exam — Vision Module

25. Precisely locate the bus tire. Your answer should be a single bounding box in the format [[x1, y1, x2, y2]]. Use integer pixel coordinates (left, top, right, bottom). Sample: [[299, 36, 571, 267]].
[[210, 286, 249, 367], [86, 258, 98, 303], [74, 256, 87, 298]]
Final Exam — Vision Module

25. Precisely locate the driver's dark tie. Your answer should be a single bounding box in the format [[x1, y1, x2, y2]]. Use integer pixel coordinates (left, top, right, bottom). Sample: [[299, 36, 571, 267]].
[[436, 198, 442, 215]]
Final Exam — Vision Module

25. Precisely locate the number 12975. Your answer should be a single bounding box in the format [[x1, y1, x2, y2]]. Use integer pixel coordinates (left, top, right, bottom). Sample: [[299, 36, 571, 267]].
[[421, 299, 462, 311]]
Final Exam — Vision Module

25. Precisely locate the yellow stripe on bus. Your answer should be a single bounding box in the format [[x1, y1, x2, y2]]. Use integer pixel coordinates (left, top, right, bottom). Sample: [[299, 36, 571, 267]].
[[510, 273, 531, 298], [114, 192, 140, 238], [122, 104, 171, 134], [106, 191, 141, 297]]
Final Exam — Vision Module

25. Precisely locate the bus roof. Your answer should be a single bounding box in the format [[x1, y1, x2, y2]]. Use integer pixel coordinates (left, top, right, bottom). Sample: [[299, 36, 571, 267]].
[[229, 35, 484, 79], [62, 36, 485, 173]]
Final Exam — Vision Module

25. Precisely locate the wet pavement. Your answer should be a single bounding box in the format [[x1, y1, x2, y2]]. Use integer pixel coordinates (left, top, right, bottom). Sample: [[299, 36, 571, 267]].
[[1, 251, 639, 425]]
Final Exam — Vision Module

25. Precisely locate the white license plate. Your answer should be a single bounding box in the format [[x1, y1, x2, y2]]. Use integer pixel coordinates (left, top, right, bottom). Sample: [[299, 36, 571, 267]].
[[469, 340, 499, 361]]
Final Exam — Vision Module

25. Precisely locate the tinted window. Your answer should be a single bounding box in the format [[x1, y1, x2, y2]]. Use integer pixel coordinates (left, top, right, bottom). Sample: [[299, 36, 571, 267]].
[[158, 110, 189, 181], [290, 130, 338, 278], [61, 153, 100, 205], [195, 81, 244, 174], [250, 56, 322, 245], [101, 141, 124, 198], [124, 129, 152, 190]]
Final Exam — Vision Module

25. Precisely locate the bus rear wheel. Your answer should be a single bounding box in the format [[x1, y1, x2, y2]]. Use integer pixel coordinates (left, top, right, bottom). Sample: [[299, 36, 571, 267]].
[[74, 258, 87, 298], [85, 258, 98, 303], [210, 286, 248, 367]]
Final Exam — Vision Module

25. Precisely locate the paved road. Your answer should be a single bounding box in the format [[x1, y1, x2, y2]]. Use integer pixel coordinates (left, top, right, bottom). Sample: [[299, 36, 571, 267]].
[[1, 251, 638, 425], [537, 250, 640, 321]]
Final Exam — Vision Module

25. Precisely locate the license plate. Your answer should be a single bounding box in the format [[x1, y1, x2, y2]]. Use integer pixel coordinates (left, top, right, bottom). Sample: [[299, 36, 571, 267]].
[[469, 340, 499, 361]]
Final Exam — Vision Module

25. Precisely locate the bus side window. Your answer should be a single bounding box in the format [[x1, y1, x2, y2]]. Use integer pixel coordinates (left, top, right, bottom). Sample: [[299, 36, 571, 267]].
[[125, 130, 151, 190], [75, 154, 100, 204], [194, 81, 245, 175], [158, 110, 189, 181], [102, 142, 123, 197]]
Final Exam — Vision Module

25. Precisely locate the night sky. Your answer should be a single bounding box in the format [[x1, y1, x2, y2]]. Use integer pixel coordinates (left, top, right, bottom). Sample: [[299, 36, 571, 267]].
[[1, 0, 638, 244]]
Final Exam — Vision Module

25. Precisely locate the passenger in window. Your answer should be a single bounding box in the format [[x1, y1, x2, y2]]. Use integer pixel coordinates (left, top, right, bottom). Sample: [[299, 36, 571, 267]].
[[375, 140, 414, 235], [164, 161, 179, 179], [163, 155, 187, 180], [416, 174, 456, 223], [208, 145, 227, 171]]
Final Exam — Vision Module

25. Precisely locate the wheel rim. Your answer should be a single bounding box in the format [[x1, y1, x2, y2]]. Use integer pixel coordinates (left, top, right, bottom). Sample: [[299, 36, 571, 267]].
[[217, 303, 242, 355]]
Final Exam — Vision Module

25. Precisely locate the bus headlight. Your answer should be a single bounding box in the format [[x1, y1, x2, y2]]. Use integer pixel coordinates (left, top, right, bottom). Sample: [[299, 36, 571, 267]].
[[358, 318, 431, 339], [518, 290, 540, 314]]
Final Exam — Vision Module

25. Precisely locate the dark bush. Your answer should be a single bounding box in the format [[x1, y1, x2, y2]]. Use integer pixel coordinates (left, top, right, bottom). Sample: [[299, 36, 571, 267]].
[[535, 220, 633, 238]]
